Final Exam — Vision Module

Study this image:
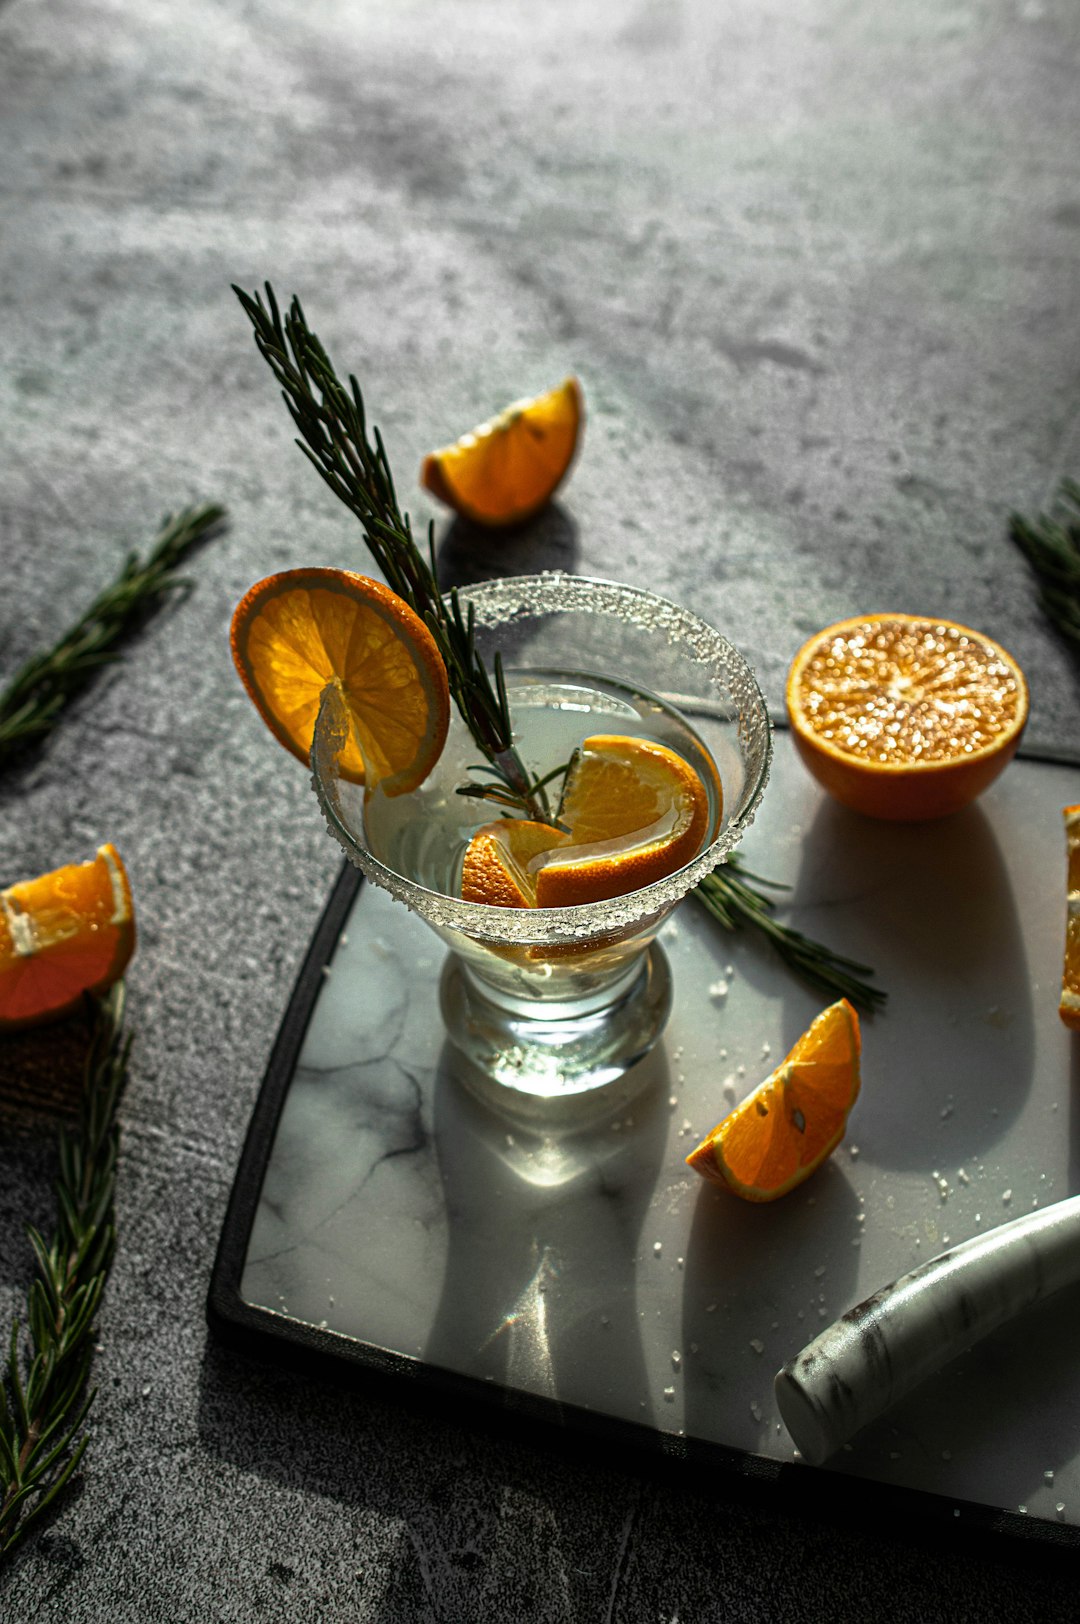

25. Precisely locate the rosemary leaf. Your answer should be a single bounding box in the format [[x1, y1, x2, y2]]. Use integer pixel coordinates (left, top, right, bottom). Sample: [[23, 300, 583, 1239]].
[[0, 503, 226, 770], [0, 986, 131, 1559], [693, 857, 886, 1013], [1008, 478, 1080, 648]]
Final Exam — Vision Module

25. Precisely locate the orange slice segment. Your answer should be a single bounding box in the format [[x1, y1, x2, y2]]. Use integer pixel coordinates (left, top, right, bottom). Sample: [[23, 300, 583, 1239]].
[[537, 734, 712, 907], [461, 819, 571, 908], [420, 377, 583, 528], [686, 999, 861, 1202], [460, 734, 713, 910], [230, 568, 450, 795], [785, 613, 1028, 821], [1061, 803, 1080, 1032], [0, 844, 135, 1029]]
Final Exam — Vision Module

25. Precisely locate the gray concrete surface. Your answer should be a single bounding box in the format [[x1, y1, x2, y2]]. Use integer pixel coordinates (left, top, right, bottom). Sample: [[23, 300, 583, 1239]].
[[2, 0, 1080, 1618]]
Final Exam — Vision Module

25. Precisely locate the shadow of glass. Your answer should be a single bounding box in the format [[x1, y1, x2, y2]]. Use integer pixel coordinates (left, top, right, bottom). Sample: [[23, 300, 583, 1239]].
[[434, 502, 579, 592], [791, 794, 1034, 1169], [423, 1041, 670, 1421], [681, 1163, 863, 1450]]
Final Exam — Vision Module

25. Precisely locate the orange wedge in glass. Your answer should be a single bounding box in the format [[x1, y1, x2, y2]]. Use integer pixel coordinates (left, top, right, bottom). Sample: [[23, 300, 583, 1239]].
[[461, 734, 712, 909], [420, 377, 583, 528], [1061, 804, 1080, 1032], [687, 999, 861, 1202], [230, 568, 450, 796], [785, 614, 1028, 820], [0, 844, 135, 1029]]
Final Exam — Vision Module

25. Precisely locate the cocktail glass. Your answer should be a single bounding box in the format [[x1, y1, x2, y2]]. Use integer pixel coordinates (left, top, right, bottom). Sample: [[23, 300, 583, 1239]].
[[311, 573, 771, 1110]]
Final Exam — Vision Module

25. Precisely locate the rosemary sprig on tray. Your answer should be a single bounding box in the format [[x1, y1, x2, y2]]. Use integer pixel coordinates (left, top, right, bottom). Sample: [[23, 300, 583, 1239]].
[[0, 987, 131, 1559], [1008, 478, 1080, 648], [694, 857, 886, 1012], [0, 504, 226, 770], [234, 283, 555, 824]]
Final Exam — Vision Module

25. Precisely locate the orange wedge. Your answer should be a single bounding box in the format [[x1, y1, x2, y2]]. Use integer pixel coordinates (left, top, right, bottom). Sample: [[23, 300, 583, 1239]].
[[0, 844, 135, 1029], [1061, 804, 1080, 1032], [230, 568, 450, 795], [785, 613, 1028, 821], [420, 377, 583, 528], [461, 734, 712, 909], [687, 999, 861, 1202], [461, 819, 570, 908]]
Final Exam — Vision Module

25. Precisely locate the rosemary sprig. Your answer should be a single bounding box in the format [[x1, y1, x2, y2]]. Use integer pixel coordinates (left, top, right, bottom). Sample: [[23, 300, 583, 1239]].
[[694, 857, 886, 1012], [0, 986, 131, 1558], [233, 283, 555, 823], [0, 504, 226, 770], [1008, 478, 1080, 648]]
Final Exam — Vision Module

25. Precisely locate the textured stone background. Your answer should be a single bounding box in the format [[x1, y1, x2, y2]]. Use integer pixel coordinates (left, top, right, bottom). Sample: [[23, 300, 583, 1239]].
[[2, 0, 1080, 1618]]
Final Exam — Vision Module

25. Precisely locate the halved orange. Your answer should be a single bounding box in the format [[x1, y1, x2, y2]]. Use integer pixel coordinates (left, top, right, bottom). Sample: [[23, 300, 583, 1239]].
[[1061, 804, 1080, 1032], [686, 999, 861, 1202], [785, 613, 1028, 821], [460, 734, 712, 909], [230, 568, 450, 795], [0, 844, 135, 1029], [420, 377, 583, 528]]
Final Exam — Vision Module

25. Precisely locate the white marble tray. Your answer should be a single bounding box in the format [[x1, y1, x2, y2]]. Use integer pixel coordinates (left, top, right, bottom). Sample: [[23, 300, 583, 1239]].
[[209, 731, 1080, 1547]]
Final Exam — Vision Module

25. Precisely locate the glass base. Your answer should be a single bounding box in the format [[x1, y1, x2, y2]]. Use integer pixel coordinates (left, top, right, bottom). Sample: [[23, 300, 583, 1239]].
[[439, 942, 672, 1113]]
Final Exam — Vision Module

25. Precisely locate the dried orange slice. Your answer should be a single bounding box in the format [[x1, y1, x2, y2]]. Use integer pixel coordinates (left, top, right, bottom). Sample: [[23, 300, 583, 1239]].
[[1061, 804, 1080, 1032], [230, 568, 450, 795], [461, 734, 712, 909], [420, 377, 583, 528], [0, 844, 135, 1029], [687, 999, 861, 1202], [785, 614, 1028, 821]]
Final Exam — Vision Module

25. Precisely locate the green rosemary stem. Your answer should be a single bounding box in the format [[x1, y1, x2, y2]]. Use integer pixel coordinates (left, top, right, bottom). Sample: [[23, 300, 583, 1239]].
[[233, 283, 557, 823], [1008, 478, 1080, 648], [0, 504, 226, 770], [0, 987, 131, 1559], [693, 857, 886, 1013]]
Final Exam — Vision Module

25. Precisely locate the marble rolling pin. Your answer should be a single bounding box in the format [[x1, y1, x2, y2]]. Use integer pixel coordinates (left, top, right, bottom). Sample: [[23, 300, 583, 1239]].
[[774, 1192, 1080, 1466]]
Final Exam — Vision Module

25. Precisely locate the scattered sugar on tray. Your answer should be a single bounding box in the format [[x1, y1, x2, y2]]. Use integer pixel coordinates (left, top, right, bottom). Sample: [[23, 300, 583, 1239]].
[[668, 1094, 678, 1109], [671, 1350, 682, 1369], [750, 1401, 763, 1421], [749, 1338, 765, 1354], [957, 1167, 970, 1185], [1045, 1469, 1055, 1483], [653, 1241, 663, 1256], [814, 1265, 827, 1278], [1057, 1503, 1067, 1521], [1003, 1189, 1013, 1205], [761, 1042, 771, 1059], [849, 1145, 859, 1160], [722, 1076, 737, 1103], [940, 1102, 954, 1120], [663, 1386, 676, 1402]]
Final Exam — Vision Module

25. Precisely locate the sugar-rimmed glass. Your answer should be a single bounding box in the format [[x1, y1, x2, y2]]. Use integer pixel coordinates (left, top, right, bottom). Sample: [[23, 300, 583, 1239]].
[[311, 572, 771, 1107]]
